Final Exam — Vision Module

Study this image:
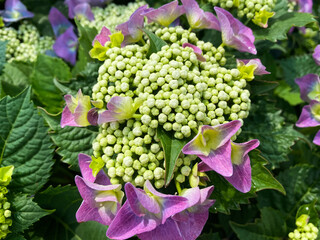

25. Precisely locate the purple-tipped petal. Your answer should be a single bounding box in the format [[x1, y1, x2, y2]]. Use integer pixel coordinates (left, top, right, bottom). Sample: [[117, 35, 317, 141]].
[[143, 0, 185, 27], [295, 74, 320, 102], [215, 7, 256, 54], [181, 0, 220, 30], [182, 43, 206, 62], [2, 0, 34, 22], [313, 130, 320, 146], [313, 45, 320, 66], [76, 201, 108, 225], [116, 5, 149, 46], [49, 7, 73, 37], [93, 26, 111, 46], [296, 101, 320, 128], [53, 26, 78, 65], [237, 59, 270, 75], [60, 105, 81, 128], [106, 201, 160, 240], [74, 3, 94, 21]]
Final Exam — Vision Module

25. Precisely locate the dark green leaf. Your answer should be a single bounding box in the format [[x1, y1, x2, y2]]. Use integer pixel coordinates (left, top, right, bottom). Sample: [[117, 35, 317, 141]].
[[230, 208, 287, 240], [249, 80, 278, 96], [31, 54, 72, 113], [198, 232, 221, 240], [0, 88, 54, 193], [6, 233, 26, 240], [40, 109, 98, 171], [33, 185, 110, 240], [143, 28, 168, 58], [296, 201, 319, 226], [157, 127, 190, 186], [0, 40, 7, 72], [10, 193, 51, 233]]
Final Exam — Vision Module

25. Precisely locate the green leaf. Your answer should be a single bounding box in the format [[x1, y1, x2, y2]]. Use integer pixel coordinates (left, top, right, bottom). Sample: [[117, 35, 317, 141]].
[[40, 109, 98, 171], [250, 151, 285, 194], [0, 61, 33, 98], [240, 101, 306, 168], [10, 193, 51, 234], [274, 80, 303, 106], [75, 20, 98, 62], [157, 127, 190, 186], [0, 88, 54, 193], [198, 232, 221, 240], [31, 54, 72, 113], [296, 201, 319, 227], [143, 28, 168, 58], [253, 9, 316, 42], [230, 207, 287, 240], [6, 233, 26, 240], [249, 80, 278, 96], [0, 40, 7, 72], [33, 185, 110, 240]]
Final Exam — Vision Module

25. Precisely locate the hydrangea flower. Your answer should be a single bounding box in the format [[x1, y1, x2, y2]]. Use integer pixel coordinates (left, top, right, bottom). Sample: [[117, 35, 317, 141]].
[[61, 90, 99, 128], [143, 0, 185, 27], [215, 7, 257, 55], [295, 74, 320, 102], [98, 96, 143, 124], [181, 0, 220, 30], [73, 2, 95, 21], [75, 154, 124, 225], [137, 186, 215, 240], [53, 26, 78, 65], [296, 100, 320, 145], [106, 180, 189, 239], [48, 7, 73, 37], [237, 59, 270, 81], [116, 5, 149, 46], [252, 9, 275, 28], [182, 120, 242, 177], [182, 43, 206, 62], [297, 0, 313, 13], [1, 0, 34, 23], [312, 45, 320, 66]]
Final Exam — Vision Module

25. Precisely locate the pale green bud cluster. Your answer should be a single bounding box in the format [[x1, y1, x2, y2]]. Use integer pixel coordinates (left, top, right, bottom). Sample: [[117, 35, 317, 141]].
[[174, 154, 198, 184], [79, 1, 147, 32], [0, 186, 12, 239], [0, 21, 54, 63], [288, 222, 318, 240], [208, 0, 276, 20], [92, 120, 166, 188]]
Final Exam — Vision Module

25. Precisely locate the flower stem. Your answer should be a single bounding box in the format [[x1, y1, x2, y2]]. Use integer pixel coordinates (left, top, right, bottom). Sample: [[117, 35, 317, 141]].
[[133, 114, 142, 119], [175, 180, 182, 195]]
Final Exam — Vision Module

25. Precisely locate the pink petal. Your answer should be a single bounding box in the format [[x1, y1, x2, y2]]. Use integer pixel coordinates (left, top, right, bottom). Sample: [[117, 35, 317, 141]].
[[92, 26, 111, 46], [60, 106, 81, 128], [237, 59, 270, 75], [76, 201, 108, 225], [313, 130, 320, 145]]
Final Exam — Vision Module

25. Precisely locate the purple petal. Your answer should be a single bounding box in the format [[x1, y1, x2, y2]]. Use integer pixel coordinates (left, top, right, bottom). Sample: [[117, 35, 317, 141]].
[[49, 7, 73, 37], [116, 5, 148, 45], [65, 0, 78, 19], [76, 201, 108, 225], [182, 43, 206, 62], [93, 26, 111, 46], [106, 201, 159, 240], [60, 106, 81, 128], [298, 0, 313, 13], [196, 140, 233, 177], [125, 182, 161, 216], [87, 108, 98, 125], [313, 45, 320, 66], [143, 0, 185, 27], [313, 130, 320, 146], [215, 7, 256, 54], [179, 187, 201, 208], [295, 74, 320, 102], [181, 0, 220, 30], [237, 59, 270, 75], [296, 101, 320, 128], [2, 0, 34, 22], [53, 26, 78, 65], [198, 162, 212, 172], [74, 3, 94, 21]]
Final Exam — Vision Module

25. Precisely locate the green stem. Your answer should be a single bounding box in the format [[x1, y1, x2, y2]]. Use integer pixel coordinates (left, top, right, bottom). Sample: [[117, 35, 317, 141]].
[[219, 43, 225, 48], [133, 114, 142, 119], [188, 27, 193, 33], [175, 180, 182, 195], [140, 38, 146, 46]]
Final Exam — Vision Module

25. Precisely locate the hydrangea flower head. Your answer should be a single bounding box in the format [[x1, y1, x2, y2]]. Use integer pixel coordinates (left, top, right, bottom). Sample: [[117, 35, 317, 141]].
[[312, 45, 320, 66], [1, 0, 34, 23], [116, 5, 149, 46], [215, 7, 257, 54], [295, 74, 320, 102], [61, 90, 98, 128], [49, 7, 73, 37], [53, 26, 78, 65], [75, 154, 124, 225], [182, 120, 242, 177], [98, 96, 143, 124], [181, 0, 220, 30], [143, 0, 185, 27]]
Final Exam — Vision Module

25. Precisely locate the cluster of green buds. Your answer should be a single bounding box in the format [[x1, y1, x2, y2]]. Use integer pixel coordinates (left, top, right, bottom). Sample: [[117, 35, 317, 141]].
[[0, 166, 14, 239], [208, 0, 276, 27], [79, 1, 147, 32], [0, 21, 54, 62], [91, 25, 251, 187], [288, 214, 319, 240]]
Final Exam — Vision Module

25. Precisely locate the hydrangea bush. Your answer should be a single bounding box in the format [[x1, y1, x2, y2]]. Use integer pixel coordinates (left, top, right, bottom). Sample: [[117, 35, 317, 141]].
[[0, 0, 319, 239]]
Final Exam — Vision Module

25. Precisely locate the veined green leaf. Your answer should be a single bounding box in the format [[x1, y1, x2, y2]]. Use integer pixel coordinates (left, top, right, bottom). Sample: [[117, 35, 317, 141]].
[[143, 28, 167, 58]]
